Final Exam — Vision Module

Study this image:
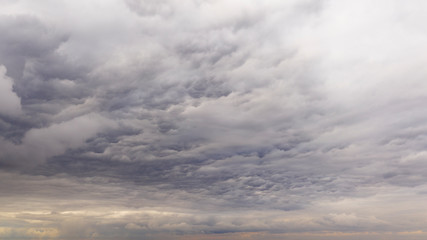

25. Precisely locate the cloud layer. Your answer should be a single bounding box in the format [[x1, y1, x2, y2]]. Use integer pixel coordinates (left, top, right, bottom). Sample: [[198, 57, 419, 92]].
[[2, 0, 427, 239]]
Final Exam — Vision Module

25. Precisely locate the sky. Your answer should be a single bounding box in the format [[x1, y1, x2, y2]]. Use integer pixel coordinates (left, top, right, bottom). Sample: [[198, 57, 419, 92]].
[[1, 0, 427, 239]]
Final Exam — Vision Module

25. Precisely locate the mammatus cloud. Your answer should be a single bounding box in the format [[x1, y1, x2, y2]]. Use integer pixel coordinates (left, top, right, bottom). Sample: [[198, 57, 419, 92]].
[[1, 0, 427, 239]]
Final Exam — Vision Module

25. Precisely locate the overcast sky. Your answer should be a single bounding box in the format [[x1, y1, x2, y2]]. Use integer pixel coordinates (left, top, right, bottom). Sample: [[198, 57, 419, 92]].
[[1, 0, 427, 239]]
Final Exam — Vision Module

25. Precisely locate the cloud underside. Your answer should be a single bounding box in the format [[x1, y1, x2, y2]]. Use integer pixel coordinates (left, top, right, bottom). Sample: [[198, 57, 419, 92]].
[[1, 0, 427, 239]]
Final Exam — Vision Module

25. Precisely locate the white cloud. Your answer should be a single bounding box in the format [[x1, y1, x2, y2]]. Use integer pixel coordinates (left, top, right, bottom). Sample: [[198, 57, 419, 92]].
[[0, 113, 115, 166], [0, 65, 21, 116]]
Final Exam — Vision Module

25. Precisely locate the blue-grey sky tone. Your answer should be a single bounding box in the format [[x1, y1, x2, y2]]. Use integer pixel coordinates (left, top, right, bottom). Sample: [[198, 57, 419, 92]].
[[1, 0, 427, 239]]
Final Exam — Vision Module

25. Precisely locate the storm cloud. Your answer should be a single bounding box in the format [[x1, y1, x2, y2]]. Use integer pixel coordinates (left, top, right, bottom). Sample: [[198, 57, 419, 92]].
[[2, 0, 427, 239]]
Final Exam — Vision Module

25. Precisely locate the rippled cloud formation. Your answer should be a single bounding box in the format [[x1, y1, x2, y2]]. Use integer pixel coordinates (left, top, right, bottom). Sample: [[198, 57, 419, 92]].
[[2, 0, 427, 239]]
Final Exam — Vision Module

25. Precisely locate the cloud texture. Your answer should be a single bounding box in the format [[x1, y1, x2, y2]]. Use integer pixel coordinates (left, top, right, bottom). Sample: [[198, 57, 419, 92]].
[[2, 0, 427, 239]]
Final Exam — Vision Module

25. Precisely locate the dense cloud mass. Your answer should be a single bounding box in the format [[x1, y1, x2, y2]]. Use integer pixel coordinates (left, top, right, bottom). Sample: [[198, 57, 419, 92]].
[[2, 0, 427, 239]]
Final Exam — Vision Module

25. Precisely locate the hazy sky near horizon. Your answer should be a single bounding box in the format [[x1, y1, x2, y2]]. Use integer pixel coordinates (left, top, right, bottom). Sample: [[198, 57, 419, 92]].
[[1, 0, 427, 239]]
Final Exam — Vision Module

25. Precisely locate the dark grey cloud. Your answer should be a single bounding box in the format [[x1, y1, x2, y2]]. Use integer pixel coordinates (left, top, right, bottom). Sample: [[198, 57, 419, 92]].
[[2, 0, 427, 239], [0, 15, 67, 83]]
